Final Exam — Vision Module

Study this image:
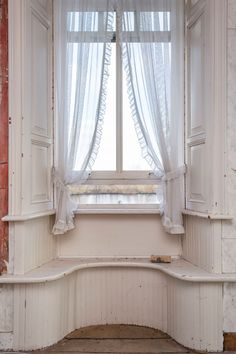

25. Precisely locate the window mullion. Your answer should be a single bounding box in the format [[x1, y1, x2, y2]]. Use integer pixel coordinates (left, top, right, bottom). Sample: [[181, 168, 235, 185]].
[[116, 13, 123, 173]]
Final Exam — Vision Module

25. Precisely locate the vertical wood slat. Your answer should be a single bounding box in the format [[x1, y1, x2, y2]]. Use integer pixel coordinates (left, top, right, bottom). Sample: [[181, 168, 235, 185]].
[[12, 216, 56, 275], [167, 277, 223, 352], [75, 268, 167, 331], [9, 266, 224, 351], [183, 215, 222, 273]]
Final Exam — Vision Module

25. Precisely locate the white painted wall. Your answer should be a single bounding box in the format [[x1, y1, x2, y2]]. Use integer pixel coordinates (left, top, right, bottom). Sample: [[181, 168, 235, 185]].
[[56, 214, 182, 258]]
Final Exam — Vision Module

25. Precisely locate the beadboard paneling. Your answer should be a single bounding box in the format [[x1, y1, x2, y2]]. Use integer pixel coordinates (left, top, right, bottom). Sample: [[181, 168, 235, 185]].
[[167, 277, 223, 352], [75, 267, 167, 331], [182, 215, 222, 273], [12, 265, 223, 351], [0, 285, 13, 332], [11, 216, 56, 274]]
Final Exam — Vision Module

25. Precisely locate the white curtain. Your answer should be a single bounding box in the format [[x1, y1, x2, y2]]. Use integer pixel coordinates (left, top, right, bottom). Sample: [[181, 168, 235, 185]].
[[53, 0, 185, 235], [53, 0, 114, 234], [120, 0, 185, 234]]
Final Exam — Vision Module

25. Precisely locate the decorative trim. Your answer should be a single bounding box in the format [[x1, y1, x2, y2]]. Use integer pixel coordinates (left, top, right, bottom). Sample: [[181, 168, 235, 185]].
[[2, 209, 55, 222], [182, 209, 232, 220]]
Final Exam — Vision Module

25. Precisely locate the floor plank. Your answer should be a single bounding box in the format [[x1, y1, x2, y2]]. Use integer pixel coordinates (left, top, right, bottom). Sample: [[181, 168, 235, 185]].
[[46, 338, 189, 353], [37, 352, 193, 354], [66, 325, 170, 340]]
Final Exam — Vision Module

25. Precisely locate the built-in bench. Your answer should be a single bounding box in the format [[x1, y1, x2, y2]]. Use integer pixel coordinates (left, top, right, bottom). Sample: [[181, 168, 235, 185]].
[[1, 257, 236, 283], [1, 257, 228, 352]]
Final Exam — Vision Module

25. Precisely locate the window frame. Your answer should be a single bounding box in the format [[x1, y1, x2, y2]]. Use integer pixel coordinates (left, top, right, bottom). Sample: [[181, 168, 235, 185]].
[[67, 8, 171, 186]]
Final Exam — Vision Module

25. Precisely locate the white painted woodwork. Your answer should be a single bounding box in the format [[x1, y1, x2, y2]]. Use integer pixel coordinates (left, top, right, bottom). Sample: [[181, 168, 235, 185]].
[[221, 0, 236, 274], [56, 215, 182, 258], [6, 259, 223, 351], [167, 279, 223, 352], [186, 0, 227, 214], [223, 283, 236, 332], [183, 209, 232, 219], [2, 209, 56, 221], [0, 285, 13, 332], [3, 258, 236, 284], [183, 216, 222, 273], [188, 142, 206, 205], [75, 268, 167, 331], [9, 216, 56, 275], [8, 0, 53, 216], [0, 333, 13, 351]]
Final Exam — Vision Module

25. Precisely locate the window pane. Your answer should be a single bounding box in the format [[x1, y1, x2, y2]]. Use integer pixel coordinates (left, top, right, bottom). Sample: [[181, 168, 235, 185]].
[[122, 68, 151, 171], [67, 12, 99, 32], [140, 12, 170, 31], [122, 12, 135, 31], [92, 43, 116, 171]]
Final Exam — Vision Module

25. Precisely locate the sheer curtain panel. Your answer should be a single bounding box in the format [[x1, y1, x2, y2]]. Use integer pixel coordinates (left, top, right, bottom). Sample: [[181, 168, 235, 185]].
[[53, 0, 114, 234], [120, 0, 185, 234]]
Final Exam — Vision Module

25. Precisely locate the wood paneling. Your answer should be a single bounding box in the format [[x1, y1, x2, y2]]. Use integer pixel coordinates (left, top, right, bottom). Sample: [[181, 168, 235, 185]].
[[10, 265, 223, 351], [8, 0, 53, 216], [12, 216, 56, 274], [185, 0, 227, 214], [183, 216, 222, 273]]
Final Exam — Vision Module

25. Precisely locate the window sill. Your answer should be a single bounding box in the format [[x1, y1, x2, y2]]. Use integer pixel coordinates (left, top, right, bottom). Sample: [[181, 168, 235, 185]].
[[74, 204, 161, 214]]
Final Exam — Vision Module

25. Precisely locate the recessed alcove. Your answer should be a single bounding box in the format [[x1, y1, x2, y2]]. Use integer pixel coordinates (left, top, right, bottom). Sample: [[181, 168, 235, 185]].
[[0, 0, 236, 352]]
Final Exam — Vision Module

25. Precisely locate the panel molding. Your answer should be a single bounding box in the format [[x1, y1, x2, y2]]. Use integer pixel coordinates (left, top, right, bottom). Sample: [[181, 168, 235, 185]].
[[8, 0, 53, 215], [31, 140, 51, 204], [185, 0, 227, 214]]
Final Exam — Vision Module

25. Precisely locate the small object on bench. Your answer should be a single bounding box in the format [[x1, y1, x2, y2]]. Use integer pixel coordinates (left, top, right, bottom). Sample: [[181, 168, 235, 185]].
[[150, 255, 172, 263]]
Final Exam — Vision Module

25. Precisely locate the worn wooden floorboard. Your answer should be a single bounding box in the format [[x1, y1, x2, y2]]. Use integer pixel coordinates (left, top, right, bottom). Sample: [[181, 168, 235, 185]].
[[66, 325, 170, 340], [26, 325, 230, 354], [44, 338, 188, 353], [34, 352, 194, 354]]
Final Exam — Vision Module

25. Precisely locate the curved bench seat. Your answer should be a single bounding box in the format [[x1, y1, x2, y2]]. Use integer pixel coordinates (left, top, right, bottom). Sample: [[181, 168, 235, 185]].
[[1, 257, 236, 283], [1, 257, 224, 352]]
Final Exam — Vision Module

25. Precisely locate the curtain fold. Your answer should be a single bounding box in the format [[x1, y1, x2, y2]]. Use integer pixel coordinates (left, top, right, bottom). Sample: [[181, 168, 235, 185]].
[[120, 0, 185, 234], [53, 0, 114, 234]]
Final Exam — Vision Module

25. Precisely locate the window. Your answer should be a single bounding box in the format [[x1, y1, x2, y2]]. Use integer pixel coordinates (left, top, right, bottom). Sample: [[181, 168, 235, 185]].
[[53, 0, 184, 234], [66, 7, 171, 207]]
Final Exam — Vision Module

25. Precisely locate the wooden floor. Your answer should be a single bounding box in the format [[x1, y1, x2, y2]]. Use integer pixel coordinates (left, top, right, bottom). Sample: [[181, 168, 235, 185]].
[[1, 325, 232, 353], [31, 325, 188, 354]]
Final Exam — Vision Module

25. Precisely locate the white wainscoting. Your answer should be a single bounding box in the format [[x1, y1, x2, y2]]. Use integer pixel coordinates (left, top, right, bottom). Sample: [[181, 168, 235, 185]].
[[167, 278, 222, 352], [182, 215, 222, 273], [9, 216, 56, 275], [0, 285, 13, 332], [9, 264, 223, 351]]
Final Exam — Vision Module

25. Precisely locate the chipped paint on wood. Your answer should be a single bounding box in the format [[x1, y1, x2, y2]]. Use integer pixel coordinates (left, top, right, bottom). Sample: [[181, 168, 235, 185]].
[[0, 0, 8, 264]]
